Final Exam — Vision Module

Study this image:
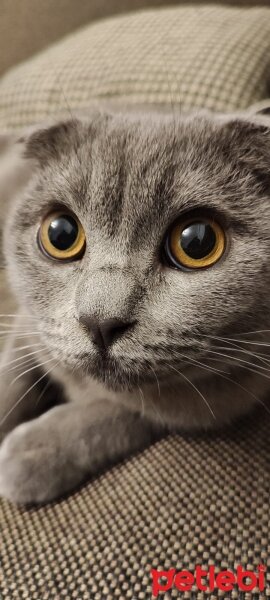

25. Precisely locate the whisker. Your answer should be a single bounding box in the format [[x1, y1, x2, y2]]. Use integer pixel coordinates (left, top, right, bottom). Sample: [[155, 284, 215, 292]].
[[201, 333, 270, 348], [0, 330, 40, 336], [0, 361, 59, 426], [0, 348, 46, 371], [149, 365, 161, 401], [230, 329, 270, 336], [1, 342, 44, 354], [183, 355, 270, 416], [34, 379, 51, 411], [146, 365, 166, 425], [137, 385, 145, 418], [166, 363, 216, 420], [1, 356, 38, 376], [0, 324, 40, 330], [221, 345, 270, 360], [205, 336, 265, 353], [203, 348, 270, 375], [0, 314, 40, 319], [10, 357, 55, 387], [146, 394, 165, 426], [179, 353, 229, 376], [211, 342, 270, 367], [203, 352, 270, 381], [51, 75, 90, 194], [0, 333, 41, 343]]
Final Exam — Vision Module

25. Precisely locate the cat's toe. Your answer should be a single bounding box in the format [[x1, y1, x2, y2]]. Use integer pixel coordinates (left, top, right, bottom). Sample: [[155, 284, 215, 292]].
[[0, 421, 58, 504]]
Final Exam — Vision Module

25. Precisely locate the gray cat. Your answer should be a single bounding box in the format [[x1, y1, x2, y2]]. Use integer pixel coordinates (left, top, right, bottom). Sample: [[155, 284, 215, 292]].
[[0, 104, 270, 504]]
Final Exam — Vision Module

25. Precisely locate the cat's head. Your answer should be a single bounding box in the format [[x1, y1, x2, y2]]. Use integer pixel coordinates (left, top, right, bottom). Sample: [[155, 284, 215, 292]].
[[3, 108, 270, 394]]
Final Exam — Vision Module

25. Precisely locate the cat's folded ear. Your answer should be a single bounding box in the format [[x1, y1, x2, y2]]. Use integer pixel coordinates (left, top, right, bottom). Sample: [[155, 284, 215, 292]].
[[20, 118, 82, 166], [217, 112, 270, 187], [0, 118, 82, 217], [0, 117, 87, 229]]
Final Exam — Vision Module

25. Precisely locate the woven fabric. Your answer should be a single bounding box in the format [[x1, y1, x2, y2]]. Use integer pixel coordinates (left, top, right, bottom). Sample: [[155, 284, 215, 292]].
[[1, 408, 270, 599], [0, 5, 270, 130], [0, 0, 178, 78], [0, 0, 268, 77]]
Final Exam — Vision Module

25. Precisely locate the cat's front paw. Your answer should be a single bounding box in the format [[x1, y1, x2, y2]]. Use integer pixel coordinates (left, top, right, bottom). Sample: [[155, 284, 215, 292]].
[[0, 419, 68, 504]]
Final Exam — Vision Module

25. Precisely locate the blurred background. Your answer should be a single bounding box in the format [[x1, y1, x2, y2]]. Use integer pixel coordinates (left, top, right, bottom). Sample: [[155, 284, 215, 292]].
[[1, 0, 270, 77]]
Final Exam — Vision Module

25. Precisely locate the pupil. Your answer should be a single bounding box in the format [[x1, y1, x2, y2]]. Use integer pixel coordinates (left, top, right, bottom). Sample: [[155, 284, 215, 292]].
[[180, 222, 216, 259], [48, 215, 78, 251]]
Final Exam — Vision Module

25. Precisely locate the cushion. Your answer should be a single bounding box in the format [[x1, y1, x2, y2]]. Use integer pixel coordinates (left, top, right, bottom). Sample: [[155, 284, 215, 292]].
[[0, 0, 178, 78], [0, 0, 268, 77], [1, 5, 270, 599], [1, 409, 270, 597], [0, 5, 270, 130]]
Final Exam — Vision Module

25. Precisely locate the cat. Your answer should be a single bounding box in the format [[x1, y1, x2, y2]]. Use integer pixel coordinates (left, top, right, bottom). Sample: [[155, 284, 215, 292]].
[[0, 103, 270, 504]]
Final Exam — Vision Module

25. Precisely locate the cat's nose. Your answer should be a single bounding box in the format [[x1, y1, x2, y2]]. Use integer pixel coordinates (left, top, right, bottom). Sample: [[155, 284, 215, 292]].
[[79, 315, 135, 350]]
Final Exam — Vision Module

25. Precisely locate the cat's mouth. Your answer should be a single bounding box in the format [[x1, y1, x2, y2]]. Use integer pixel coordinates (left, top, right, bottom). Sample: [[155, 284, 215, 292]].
[[74, 350, 159, 391], [82, 353, 149, 391], [74, 348, 206, 392]]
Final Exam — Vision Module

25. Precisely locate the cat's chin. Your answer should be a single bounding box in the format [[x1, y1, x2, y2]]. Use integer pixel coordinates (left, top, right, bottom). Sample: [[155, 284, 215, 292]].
[[78, 353, 156, 392], [90, 370, 140, 393], [76, 350, 208, 392], [90, 365, 148, 392]]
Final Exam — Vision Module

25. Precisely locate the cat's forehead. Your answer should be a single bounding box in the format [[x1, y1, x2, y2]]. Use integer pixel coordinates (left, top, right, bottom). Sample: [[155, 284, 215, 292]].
[[74, 113, 181, 238], [49, 113, 222, 214], [24, 110, 268, 244], [33, 112, 185, 240]]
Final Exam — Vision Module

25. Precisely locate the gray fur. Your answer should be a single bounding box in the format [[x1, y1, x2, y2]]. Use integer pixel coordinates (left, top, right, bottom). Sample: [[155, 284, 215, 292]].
[[0, 105, 270, 504]]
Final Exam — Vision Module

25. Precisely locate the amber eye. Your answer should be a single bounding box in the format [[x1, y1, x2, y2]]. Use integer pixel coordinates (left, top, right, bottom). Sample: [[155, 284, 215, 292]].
[[164, 217, 226, 269], [38, 211, 86, 261]]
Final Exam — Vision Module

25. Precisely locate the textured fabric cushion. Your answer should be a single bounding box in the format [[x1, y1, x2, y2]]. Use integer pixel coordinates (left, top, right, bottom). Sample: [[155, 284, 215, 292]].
[[1, 409, 270, 598], [1, 5, 270, 600], [0, 5, 270, 130], [0, 0, 180, 78], [0, 0, 268, 77]]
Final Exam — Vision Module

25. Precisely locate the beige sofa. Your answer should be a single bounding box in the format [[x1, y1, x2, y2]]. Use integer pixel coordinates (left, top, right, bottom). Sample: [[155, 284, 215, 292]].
[[1, 0, 269, 77], [0, 3, 270, 598]]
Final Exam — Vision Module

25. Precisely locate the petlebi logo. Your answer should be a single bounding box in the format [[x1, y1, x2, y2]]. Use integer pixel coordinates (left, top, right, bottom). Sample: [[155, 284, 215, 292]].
[[151, 564, 266, 596]]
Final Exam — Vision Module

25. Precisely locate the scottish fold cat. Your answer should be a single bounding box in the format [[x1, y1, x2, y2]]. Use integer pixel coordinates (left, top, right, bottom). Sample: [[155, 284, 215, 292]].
[[0, 104, 270, 503]]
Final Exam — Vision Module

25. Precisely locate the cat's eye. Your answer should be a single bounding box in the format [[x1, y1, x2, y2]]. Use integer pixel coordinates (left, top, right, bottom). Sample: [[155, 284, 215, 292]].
[[164, 216, 225, 269], [38, 211, 86, 261]]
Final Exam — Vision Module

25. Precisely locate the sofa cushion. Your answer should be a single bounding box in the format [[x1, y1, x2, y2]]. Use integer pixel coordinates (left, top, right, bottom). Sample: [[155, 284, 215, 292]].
[[0, 0, 268, 77], [0, 0, 179, 78], [1, 409, 270, 598], [0, 5, 270, 130]]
